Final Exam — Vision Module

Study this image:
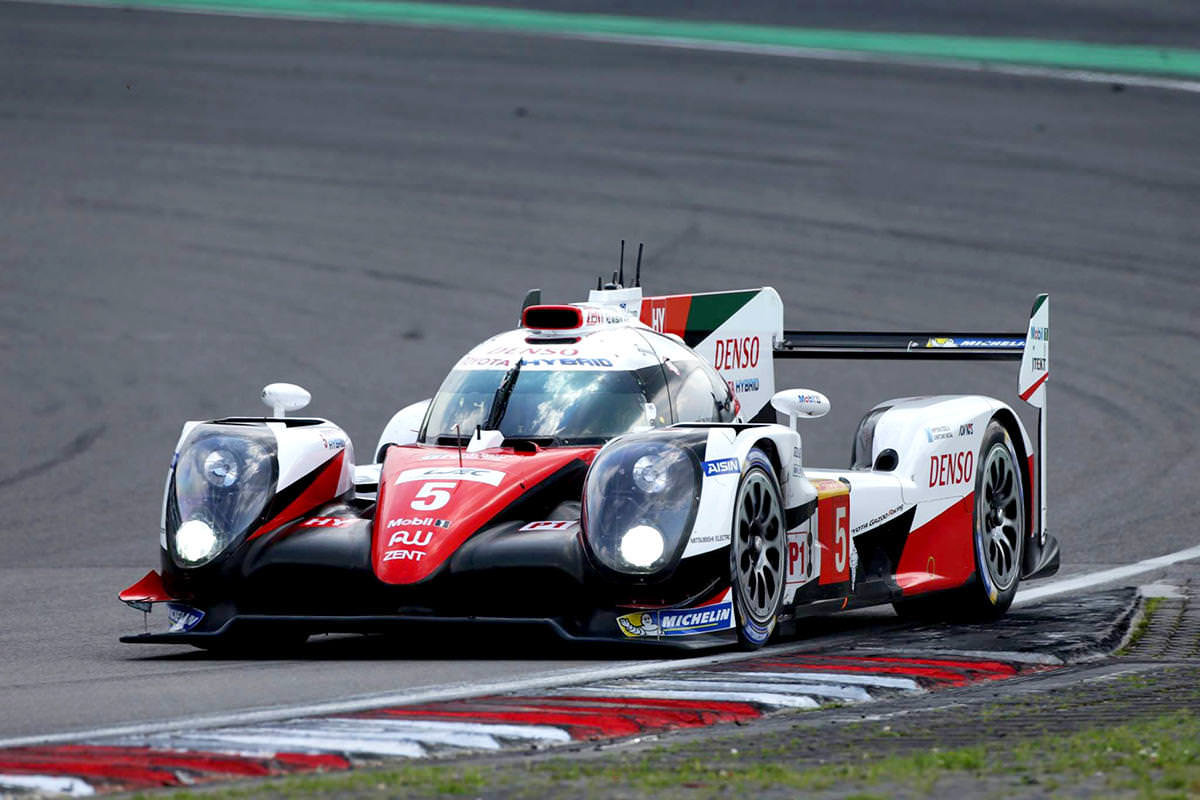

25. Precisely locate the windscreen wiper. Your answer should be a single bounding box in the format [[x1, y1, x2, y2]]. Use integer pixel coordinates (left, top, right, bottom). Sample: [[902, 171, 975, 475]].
[[484, 358, 523, 431]]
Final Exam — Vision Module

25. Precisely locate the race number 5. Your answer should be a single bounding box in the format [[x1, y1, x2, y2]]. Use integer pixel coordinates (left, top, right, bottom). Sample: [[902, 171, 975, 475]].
[[818, 493, 851, 585], [834, 505, 848, 573], [411, 481, 456, 511]]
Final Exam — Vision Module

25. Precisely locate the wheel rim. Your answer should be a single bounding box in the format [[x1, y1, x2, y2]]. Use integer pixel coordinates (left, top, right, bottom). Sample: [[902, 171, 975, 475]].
[[976, 443, 1023, 592], [733, 470, 785, 623]]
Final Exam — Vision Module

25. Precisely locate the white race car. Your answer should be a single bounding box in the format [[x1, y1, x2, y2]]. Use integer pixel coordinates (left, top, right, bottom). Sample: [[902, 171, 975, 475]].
[[121, 261, 1057, 650]]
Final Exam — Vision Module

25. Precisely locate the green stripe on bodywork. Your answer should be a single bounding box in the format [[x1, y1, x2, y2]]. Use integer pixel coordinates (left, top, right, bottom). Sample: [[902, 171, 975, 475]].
[[682, 290, 757, 347], [56, 0, 1200, 79]]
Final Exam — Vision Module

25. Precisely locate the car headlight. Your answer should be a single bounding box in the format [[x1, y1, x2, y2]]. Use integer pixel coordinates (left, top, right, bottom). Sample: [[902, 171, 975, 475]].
[[583, 435, 702, 575], [203, 449, 239, 488], [632, 452, 685, 493], [174, 519, 219, 563], [168, 425, 276, 568], [620, 525, 665, 568]]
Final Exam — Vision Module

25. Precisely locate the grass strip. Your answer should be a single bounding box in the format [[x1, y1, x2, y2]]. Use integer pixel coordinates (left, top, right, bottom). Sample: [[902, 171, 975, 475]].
[[52, 0, 1200, 79]]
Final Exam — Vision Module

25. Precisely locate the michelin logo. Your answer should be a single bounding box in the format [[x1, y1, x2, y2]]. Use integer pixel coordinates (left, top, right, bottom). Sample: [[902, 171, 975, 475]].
[[703, 458, 740, 477], [660, 602, 733, 633], [616, 598, 735, 638], [166, 604, 205, 633]]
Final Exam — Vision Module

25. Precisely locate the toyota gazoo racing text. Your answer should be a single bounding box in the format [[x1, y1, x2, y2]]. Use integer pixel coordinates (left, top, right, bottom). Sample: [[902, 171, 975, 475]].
[[120, 263, 1058, 650]]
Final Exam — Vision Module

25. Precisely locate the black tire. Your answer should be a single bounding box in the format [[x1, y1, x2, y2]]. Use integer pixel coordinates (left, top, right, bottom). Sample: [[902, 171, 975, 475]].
[[730, 449, 786, 649], [961, 420, 1027, 619]]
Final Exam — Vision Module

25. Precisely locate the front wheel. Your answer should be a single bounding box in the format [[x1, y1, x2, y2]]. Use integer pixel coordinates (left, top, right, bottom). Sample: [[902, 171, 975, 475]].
[[961, 421, 1027, 619], [730, 449, 786, 649]]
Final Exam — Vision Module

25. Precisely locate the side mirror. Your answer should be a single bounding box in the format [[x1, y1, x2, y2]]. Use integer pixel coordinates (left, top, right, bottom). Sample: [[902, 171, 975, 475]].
[[771, 389, 830, 430], [261, 383, 311, 417]]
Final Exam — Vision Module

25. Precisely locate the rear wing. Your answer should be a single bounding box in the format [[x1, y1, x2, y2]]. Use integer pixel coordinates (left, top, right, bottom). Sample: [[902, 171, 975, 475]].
[[774, 294, 1049, 407], [776, 294, 1050, 550]]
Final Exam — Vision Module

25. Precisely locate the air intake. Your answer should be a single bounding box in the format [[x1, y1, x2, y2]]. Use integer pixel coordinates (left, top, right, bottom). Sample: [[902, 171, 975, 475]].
[[522, 305, 583, 330]]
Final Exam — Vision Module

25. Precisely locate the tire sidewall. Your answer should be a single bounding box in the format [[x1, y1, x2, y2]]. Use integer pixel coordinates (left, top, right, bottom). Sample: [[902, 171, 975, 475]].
[[730, 449, 785, 648], [972, 421, 1026, 614]]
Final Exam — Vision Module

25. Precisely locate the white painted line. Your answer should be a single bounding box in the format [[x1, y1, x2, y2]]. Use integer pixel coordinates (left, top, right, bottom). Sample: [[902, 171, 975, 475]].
[[629, 678, 871, 702], [1015, 543, 1200, 605], [324, 718, 571, 743], [0, 775, 95, 796], [711, 671, 923, 691], [572, 686, 819, 709], [843, 649, 1063, 666]]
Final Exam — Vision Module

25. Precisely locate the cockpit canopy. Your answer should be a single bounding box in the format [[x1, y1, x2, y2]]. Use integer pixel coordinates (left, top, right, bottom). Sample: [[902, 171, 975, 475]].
[[420, 329, 736, 446]]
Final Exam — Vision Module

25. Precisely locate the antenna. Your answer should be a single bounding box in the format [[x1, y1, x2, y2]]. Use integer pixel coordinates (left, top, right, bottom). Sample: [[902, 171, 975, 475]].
[[635, 242, 644, 287], [596, 275, 602, 290], [618, 239, 625, 287]]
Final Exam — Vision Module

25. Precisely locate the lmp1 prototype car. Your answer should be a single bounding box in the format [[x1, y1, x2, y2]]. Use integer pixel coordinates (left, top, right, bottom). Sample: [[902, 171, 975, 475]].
[[120, 269, 1058, 650]]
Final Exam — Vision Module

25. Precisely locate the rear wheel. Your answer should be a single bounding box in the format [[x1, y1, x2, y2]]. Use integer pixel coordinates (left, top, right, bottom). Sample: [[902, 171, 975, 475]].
[[893, 420, 1026, 621], [962, 421, 1026, 619], [730, 449, 786, 649]]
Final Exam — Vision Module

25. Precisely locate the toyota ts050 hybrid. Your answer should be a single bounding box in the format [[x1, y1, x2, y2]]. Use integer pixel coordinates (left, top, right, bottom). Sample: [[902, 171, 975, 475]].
[[120, 265, 1058, 650]]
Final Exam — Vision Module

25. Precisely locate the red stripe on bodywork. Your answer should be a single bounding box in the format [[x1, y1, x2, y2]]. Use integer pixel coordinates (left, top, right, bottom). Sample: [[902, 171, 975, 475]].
[[249, 450, 345, 541], [372, 446, 597, 585], [1019, 372, 1049, 401], [895, 492, 976, 595], [639, 294, 693, 337]]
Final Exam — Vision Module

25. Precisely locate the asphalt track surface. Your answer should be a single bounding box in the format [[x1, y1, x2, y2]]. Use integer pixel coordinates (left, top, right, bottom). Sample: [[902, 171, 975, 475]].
[[1, 0, 1198, 740]]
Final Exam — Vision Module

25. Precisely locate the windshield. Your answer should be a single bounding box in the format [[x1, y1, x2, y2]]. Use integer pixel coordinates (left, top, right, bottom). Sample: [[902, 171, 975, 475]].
[[422, 367, 665, 444]]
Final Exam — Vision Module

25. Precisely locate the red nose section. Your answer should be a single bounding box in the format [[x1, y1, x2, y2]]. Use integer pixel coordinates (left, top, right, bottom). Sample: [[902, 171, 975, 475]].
[[372, 445, 597, 584]]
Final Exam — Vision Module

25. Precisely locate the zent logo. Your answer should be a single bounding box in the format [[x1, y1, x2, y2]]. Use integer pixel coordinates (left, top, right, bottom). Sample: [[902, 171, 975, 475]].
[[713, 337, 760, 370], [411, 481, 457, 511], [929, 451, 974, 487], [383, 549, 425, 562]]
